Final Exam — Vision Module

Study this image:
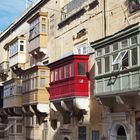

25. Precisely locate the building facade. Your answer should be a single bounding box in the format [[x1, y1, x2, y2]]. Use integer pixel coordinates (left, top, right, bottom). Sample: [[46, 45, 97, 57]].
[[1, 0, 140, 140]]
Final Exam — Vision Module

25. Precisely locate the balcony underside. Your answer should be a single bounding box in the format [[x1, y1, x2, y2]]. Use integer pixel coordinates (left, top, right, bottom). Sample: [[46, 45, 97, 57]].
[[98, 93, 140, 111], [50, 97, 89, 112]]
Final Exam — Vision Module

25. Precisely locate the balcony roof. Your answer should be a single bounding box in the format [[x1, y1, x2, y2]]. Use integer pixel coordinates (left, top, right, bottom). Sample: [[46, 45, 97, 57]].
[[47, 54, 89, 69], [22, 65, 49, 74], [90, 22, 140, 49]]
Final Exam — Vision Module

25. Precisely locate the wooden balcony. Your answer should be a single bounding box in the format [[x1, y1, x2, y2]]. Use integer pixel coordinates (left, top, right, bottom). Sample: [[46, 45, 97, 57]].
[[22, 65, 50, 106], [3, 95, 22, 108], [49, 55, 89, 100], [3, 78, 22, 109], [22, 89, 49, 105], [28, 12, 48, 55]]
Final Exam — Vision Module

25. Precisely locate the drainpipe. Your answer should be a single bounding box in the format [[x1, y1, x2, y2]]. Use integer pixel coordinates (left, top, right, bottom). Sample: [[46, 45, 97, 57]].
[[103, 0, 107, 37]]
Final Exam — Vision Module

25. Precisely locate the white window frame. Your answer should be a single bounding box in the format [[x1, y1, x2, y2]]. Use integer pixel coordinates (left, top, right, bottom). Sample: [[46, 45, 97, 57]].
[[112, 50, 128, 66]]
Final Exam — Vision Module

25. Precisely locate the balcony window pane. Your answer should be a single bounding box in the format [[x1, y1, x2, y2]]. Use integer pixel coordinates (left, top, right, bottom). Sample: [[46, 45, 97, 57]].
[[78, 63, 86, 76], [113, 54, 119, 70], [105, 46, 110, 54], [64, 65, 69, 78], [131, 48, 138, 66], [40, 70, 46, 76], [97, 59, 102, 74], [51, 71, 54, 82], [20, 45, 24, 51], [131, 35, 138, 45], [70, 63, 74, 77], [97, 49, 102, 57], [112, 42, 118, 51], [55, 69, 58, 81], [78, 126, 86, 140], [42, 24, 46, 33], [40, 78, 45, 87], [121, 39, 128, 48], [122, 51, 128, 69], [59, 67, 62, 80], [31, 79, 34, 89], [105, 56, 110, 73]]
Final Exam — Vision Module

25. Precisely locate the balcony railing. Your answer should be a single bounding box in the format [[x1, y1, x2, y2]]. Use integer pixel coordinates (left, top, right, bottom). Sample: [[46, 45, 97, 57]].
[[61, 0, 86, 21]]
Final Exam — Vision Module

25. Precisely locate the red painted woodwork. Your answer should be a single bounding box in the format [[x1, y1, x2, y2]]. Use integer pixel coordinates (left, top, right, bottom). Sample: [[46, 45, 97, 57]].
[[49, 55, 89, 100]]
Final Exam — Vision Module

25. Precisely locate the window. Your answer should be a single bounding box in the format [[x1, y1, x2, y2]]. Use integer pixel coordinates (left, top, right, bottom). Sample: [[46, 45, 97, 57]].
[[42, 17, 46, 22], [20, 45, 24, 51], [51, 71, 54, 82], [29, 17, 40, 39], [64, 65, 69, 78], [131, 47, 138, 65], [49, 15, 55, 36], [129, 0, 140, 13], [105, 56, 110, 72], [121, 39, 128, 48], [70, 63, 74, 77], [78, 63, 86, 76], [97, 59, 102, 74], [112, 50, 128, 65], [59, 67, 62, 80], [16, 125, 22, 133], [112, 54, 118, 70], [78, 126, 86, 140], [40, 78, 45, 87], [42, 24, 46, 33], [40, 70, 46, 76], [55, 69, 58, 81], [92, 130, 99, 140], [122, 51, 129, 69], [97, 49, 102, 57], [131, 35, 138, 45], [104, 46, 110, 54], [112, 42, 118, 51], [76, 42, 88, 55]]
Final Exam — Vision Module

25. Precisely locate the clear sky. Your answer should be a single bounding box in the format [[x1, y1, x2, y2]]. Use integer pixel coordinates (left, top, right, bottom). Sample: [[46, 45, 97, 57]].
[[0, 0, 33, 32]]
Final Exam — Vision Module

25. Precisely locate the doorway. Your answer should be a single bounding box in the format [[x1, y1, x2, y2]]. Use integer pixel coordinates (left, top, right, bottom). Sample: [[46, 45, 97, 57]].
[[116, 126, 126, 140]]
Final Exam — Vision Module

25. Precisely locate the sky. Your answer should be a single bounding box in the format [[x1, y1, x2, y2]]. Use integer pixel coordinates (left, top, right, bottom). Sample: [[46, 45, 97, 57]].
[[0, 0, 33, 32]]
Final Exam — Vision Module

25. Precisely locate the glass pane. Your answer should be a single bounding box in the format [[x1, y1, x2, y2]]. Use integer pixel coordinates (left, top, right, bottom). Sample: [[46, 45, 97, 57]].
[[78, 126, 86, 140], [55, 69, 58, 81], [70, 63, 74, 77], [51, 71, 54, 82], [64, 65, 69, 78], [121, 39, 128, 48], [40, 71, 46, 76], [113, 53, 119, 70], [42, 24, 46, 33], [20, 45, 24, 51], [40, 78, 45, 87], [105, 46, 110, 54], [16, 125, 22, 133], [131, 35, 137, 45], [78, 63, 86, 76], [132, 48, 138, 65], [97, 49, 102, 57], [92, 130, 99, 140], [97, 59, 102, 74], [105, 56, 110, 72], [112, 42, 118, 51], [122, 52, 128, 69]]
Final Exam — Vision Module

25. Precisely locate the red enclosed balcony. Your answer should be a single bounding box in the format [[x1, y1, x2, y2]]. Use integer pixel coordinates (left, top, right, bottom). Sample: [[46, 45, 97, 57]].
[[49, 55, 89, 100]]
